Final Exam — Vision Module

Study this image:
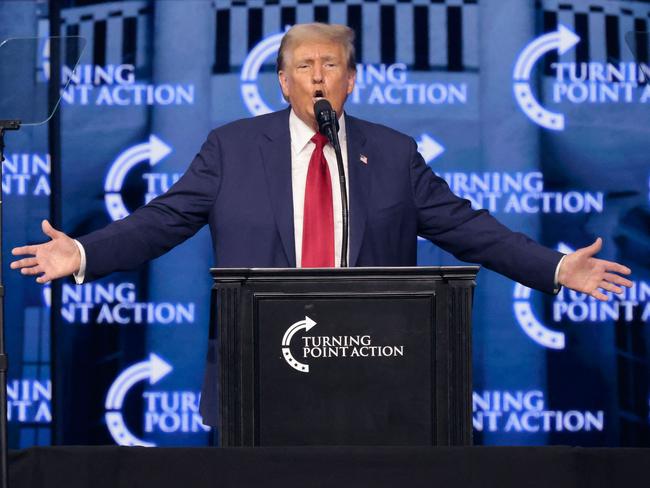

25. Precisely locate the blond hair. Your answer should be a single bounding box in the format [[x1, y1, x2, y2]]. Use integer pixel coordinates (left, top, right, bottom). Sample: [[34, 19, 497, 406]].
[[276, 23, 356, 73]]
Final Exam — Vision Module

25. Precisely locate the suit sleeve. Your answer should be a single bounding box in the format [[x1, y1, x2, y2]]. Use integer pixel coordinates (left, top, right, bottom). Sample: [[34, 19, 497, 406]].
[[408, 139, 562, 294], [77, 130, 223, 282]]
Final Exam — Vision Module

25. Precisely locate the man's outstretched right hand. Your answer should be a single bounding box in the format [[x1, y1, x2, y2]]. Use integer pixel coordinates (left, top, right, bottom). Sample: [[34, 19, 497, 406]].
[[10, 220, 81, 284]]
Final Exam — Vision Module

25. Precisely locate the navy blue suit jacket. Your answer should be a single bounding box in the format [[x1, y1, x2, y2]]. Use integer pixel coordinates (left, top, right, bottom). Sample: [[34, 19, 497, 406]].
[[79, 108, 561, 288], [78, 108, 562, 425]]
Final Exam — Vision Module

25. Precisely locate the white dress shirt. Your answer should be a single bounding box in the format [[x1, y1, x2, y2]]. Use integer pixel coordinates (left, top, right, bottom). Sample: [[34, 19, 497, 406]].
[[290, 109, 349, 267]]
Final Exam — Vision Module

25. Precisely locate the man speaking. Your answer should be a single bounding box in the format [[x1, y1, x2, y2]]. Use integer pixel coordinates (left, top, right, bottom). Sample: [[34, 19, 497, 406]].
[[11, 24, 631, 302]]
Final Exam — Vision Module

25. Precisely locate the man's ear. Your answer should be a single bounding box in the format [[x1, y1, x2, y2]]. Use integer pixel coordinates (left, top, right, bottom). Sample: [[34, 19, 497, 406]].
[[278, 71, 289, 100], [346, 69, 356, 95]]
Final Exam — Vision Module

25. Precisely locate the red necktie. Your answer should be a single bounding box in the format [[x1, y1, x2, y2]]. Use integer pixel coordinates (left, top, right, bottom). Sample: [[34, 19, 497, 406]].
[[301, 133, 334, 267]]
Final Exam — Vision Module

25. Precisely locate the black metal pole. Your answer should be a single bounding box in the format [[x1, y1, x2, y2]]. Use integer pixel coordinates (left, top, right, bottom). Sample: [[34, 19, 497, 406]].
[[0, 119, 20, 488], [324, 117, 348, 268], [332, 142, 348, 268], [48, 3, 62, 446]]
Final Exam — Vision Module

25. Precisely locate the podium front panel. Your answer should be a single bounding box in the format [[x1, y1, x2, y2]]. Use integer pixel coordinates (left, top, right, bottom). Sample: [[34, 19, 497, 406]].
[[256, 294, 434, 445], [209, 267, 477, 447]]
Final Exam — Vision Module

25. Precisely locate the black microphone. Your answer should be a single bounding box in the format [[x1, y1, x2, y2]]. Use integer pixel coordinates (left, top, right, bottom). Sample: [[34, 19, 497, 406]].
[[314, 99, 340, 150], [313, 99, 348, 267]]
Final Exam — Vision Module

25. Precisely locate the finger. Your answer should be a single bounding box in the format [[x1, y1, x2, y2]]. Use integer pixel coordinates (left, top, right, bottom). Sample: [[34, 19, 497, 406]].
[[599, 281, 623, 295], [20, 265, 43, 276], [583, 237, 602, 256], [10, 257, 38, 269], [36, 275, 51, 285], [591, 289, 608, 301], [41, 219, 61, 240], [603, 261, 632, 276], [603, 273, 633, 288], [11, 245, 38, 257]]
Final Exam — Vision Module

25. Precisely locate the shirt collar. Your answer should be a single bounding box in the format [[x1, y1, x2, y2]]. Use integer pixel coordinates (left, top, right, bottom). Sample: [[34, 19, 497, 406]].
[[289, 108, 347, 155]]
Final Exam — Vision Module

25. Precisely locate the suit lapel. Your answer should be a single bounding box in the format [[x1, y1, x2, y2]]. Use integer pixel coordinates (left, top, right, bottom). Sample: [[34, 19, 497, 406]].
[[259, 109, 296, 267], [345, 115, 369, 267]]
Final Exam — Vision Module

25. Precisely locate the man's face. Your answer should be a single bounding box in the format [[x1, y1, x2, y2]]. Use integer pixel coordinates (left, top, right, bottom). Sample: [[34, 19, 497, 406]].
[[278, 40, 356, 131]]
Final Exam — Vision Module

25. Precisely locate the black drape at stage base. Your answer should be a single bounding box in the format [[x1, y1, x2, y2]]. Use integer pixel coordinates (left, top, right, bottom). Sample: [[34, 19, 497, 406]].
[[8, 446, 650, 488]]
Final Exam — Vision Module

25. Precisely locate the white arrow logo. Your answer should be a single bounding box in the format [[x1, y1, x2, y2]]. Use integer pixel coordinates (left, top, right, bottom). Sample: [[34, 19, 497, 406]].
[[513, 25, 580, 130], [104, 353, 173, 447], [281, 316, 317, 373], [513, 242, 575, 349], [241, 30, 286, 116], [104, 135, 173, 221], [417, 134, 445, 164]]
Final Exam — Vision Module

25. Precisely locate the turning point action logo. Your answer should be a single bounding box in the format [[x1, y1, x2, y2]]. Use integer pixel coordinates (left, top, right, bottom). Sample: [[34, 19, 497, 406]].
[[282, 316, 317, 372], [514, 243, 650, 350], [7, 379, 51, 424], [241, 30, 467, 117], [104, 135, 179, 221], [43, 282, 195, 326], [1, 153, 51, 196], [513, 25, 579, 130], [514, 25, 650, 130], [281, 316, 404, 373], [105, 354, 208, 447], [42, 39, 194, 106], [241, 31, 285, 116], [474, 390, 603, 433]]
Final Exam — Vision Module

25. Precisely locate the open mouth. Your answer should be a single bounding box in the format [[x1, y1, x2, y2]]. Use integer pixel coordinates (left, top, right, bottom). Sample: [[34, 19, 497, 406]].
[[313, 90, 325, 102]]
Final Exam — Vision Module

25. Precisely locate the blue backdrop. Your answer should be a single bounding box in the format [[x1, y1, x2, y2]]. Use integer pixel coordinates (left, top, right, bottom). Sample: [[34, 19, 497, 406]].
[[1, 0, 649, 448]]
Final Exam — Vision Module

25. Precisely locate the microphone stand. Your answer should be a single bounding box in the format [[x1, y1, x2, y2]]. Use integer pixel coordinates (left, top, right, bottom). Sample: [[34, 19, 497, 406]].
[[327, 126, 348, 268], [0, 119, 20, 488], [318, 112, 348, 268]]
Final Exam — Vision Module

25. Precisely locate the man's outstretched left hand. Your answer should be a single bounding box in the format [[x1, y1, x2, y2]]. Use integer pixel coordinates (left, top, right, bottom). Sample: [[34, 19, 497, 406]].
[[558, 237, 632, 301]]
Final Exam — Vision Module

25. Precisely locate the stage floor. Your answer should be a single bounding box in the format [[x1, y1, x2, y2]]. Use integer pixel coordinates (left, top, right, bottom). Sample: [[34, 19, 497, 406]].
[[9, 445, 650, 487]]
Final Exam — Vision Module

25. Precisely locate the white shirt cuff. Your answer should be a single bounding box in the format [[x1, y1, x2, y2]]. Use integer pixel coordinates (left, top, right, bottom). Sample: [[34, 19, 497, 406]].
[[73, 239, 87, 284], [553, 254, 566, 294]]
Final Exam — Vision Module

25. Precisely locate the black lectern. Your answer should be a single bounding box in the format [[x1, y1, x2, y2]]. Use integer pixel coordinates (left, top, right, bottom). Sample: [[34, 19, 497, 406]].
[[208, 266, 478, 447]]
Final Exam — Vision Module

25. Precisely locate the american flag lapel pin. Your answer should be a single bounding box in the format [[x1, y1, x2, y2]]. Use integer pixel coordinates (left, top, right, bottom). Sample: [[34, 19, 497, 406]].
[[359, 154, 368, 165]]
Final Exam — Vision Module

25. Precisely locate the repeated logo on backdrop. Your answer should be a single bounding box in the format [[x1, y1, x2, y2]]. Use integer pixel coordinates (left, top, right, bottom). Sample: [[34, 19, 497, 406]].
[[42, 39, 195, 107], [43, 282, 196, 326], [7, 379, 51, 424], [514, 25, 650, 130], [104, 135, 180, 221], [1, 153, 51, 196], [104, 354, 209, 447], [437, 171, 603, 214], [473, 390, 604, 433], [513, 244, 650, 350], [241, 31, 468, 117], [6, 2, 647, 449]]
